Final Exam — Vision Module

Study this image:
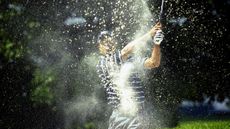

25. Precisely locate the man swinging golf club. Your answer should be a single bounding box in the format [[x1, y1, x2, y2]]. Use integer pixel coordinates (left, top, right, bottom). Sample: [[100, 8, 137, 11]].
[[96, 22, 164, 129]]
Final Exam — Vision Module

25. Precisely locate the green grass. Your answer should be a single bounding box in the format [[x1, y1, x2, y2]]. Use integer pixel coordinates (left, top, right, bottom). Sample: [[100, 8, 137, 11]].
[[172, 120, 230, 129], [163, 117, 230, 129]]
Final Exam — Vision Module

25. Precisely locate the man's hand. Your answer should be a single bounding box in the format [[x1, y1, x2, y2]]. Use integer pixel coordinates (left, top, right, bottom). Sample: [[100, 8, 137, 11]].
[[153, 30, 164, 45], [150, 22, 162, 37]]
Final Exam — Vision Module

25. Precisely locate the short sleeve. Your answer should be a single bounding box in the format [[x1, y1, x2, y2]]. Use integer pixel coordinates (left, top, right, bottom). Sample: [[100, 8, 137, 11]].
[[96, 57, 106, 79], [141, 57, 148, 67], [114, 50, 122, 65]]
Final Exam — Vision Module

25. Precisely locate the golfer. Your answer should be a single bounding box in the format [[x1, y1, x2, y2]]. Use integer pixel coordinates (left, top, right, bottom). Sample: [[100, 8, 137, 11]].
[[97, 22, 164, 129]]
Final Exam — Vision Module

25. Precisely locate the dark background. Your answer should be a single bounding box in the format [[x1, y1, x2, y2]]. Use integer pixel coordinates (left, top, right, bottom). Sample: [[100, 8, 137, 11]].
[[0, 0, 229, 129]]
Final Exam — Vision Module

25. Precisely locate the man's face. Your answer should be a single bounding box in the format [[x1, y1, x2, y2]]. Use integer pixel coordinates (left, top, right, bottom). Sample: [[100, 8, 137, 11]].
[[100, 37, 116, 53]]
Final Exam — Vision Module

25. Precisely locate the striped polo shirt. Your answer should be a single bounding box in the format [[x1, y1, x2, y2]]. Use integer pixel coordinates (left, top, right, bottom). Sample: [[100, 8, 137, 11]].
[[96, 50, 146, 110]]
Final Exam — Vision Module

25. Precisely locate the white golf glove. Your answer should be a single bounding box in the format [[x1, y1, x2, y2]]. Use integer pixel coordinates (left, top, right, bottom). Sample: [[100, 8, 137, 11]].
[[153, 30, 164, 45]]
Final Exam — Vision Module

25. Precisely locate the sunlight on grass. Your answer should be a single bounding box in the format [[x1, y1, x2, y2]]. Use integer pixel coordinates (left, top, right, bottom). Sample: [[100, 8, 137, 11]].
[[162, 120, 230, 129]]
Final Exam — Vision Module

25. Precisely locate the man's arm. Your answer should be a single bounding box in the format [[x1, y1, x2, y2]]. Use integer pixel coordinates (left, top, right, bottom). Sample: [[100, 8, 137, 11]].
[[144, 30, 164, 69], [121, 22, 162, 60], [144, 44, 161, 68]]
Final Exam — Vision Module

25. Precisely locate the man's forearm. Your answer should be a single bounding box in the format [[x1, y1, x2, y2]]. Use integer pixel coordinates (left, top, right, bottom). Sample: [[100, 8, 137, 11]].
[[121, 23, 161, 61], [128, 22, 161, 47], [121, 31, 153, 60], [132, 31, 152, 44], [144, 44, 161, 69], [150, 44, 161, 67]]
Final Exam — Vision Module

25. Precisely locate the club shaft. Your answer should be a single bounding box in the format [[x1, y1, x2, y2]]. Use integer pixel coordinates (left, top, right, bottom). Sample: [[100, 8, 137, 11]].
[[159, 0, 164, 21]]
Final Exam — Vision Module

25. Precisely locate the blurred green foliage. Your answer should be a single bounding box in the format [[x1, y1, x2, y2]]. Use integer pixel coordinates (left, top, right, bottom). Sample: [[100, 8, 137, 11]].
[[0, 10, 24, 61], [0, 1, 41, 61], [31, 69, 56, 105], [84, 122, 96, 129], [0, 0, 52, 106], [0, 38, 24, 61], [70, 122, 96, 129]]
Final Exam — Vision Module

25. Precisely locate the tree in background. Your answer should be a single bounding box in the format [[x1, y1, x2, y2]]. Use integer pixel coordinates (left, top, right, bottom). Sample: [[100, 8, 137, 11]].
[[0, 1, 63, 129]]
